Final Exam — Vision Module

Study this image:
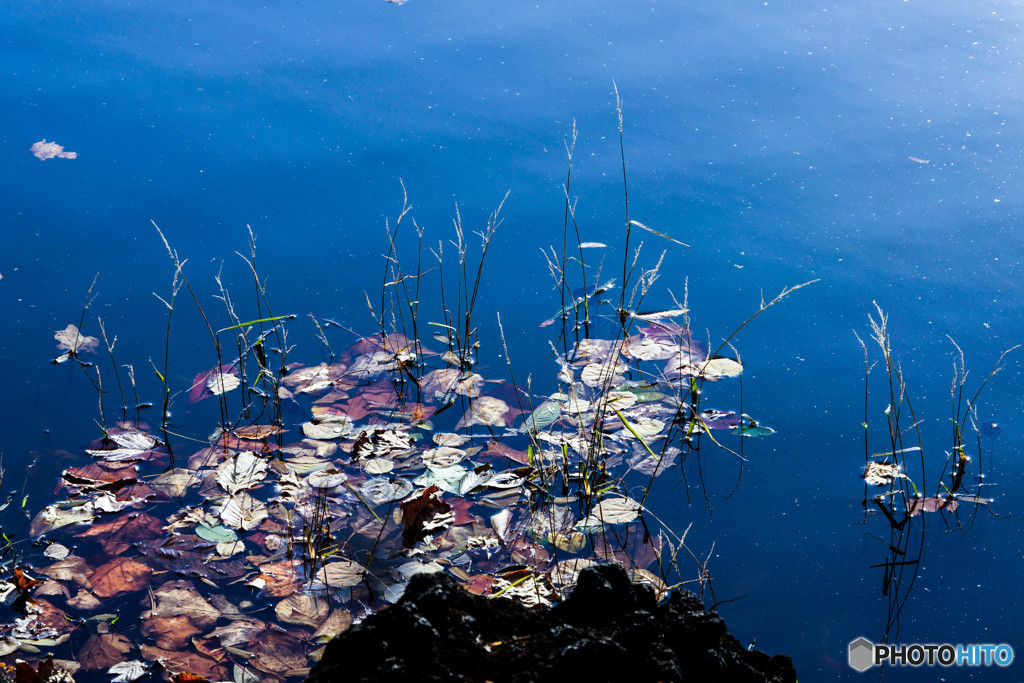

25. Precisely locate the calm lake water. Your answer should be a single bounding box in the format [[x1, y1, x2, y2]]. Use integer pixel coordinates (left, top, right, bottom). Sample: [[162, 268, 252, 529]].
[[4, 0, 1024, 680]]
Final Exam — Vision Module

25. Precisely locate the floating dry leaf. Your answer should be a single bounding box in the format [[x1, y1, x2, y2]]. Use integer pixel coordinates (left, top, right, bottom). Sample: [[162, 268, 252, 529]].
[[108, 660, 147, 682], [360, 477, 413, 505], [31, 139, 77, 160], [30, 502, 96, 535], [312, 560, 365, 588], [275, 594, 330, 627], [144, 580, 219, 629], [454, 396, 510, 429], [577, 496, 642, 530], [863, 461, 905, 486], [233, 425, 285, 440], [302, 421, 350, 440], [432, 432, 470, 447], [580, 360, 627, 387], [312, 610, 353, 642], [53, 324, 99, 361], [421, 447, 466, 468], [148, 469, 204, 497], [217, 451, 268, 494], [89, 557, 152, 599], [207, 372, 241, 395], [76, 512, 164, 555], [623, 335, 680, 361], [79, 633, 131, 671], [218, 494, 268, 531], [363, 458, 393, 474], [307, 467, 348, 489]]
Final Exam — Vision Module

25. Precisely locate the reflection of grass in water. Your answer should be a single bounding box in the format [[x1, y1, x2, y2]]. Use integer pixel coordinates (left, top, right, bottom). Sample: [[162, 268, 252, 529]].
[[857, 303, 1016, 643], [7, 106, 815, 680]]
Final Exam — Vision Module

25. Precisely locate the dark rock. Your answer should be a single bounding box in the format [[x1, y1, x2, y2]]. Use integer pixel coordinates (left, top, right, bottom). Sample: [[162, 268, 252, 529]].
[[306, 563, 797, 683]]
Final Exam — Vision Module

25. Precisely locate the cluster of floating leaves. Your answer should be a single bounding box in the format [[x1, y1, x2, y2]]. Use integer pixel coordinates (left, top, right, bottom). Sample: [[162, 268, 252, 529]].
[[0, 322, 762, 681]]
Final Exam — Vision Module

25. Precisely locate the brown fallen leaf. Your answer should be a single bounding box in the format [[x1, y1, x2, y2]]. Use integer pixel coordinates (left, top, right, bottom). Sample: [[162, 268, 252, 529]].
[[143, 580, 219, 630], [76, 511, 164, 555], [89, 557, 152, 599], [250, 559, 304, 597], [142, 614, 203, 651], [276, 593, 330, 628], [79, 633, 132, 671], [400, 485, 452, 549], [140, 644, 229, 681], [312, 610, 353, 642], [248, 629, 309, 676]]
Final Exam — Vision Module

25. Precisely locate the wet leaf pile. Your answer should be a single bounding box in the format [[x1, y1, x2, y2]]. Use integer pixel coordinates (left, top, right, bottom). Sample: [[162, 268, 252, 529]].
[[2, 318, 761, 681]]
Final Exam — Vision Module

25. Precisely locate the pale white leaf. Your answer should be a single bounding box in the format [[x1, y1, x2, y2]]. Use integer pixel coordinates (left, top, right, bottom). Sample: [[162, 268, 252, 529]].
[[217, 451, 268, 495], [207, 372, 241, 395], [108, 661, 147, 682]]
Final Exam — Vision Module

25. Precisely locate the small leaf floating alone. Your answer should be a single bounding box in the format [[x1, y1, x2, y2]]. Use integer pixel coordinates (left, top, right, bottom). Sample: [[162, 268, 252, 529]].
[[53, 323, 99, 363], [863, 462, 905, 487], [31, 139, 77, 160]]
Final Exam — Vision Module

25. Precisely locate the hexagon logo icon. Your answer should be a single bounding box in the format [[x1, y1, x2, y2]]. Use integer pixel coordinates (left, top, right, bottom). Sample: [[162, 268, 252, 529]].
[[849, 637, 875, 672]]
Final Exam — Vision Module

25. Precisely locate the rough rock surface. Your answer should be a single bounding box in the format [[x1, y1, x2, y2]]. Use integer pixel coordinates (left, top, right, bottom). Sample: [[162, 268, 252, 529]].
[[306, 564, 797, 682]]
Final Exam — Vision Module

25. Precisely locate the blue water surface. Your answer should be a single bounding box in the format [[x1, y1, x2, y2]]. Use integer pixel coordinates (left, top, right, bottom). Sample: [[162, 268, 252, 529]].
[[3, 0, 1024, 680]]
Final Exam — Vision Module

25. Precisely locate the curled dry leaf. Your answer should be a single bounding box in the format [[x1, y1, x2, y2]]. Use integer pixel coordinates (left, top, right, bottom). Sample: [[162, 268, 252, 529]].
[[86, 431, 161, 462], [32, 139, 77, 160], [400, 485, 453, 548], [863, 461, 905, 486]]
